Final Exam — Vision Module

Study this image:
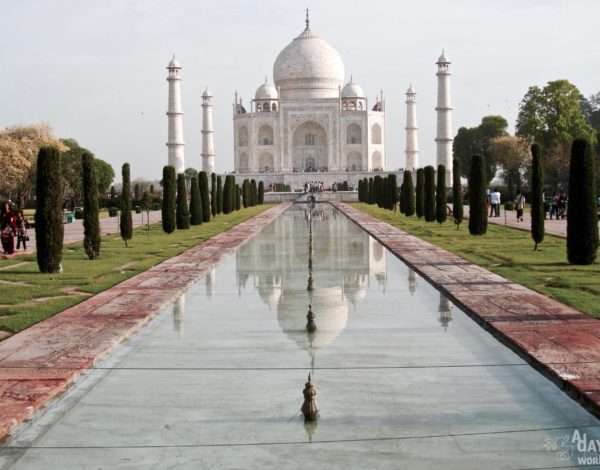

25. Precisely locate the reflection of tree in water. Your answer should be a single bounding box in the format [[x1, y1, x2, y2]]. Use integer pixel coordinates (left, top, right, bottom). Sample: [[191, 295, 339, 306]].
[[172, 294, 186, 338], [408, 268, 417, 295]]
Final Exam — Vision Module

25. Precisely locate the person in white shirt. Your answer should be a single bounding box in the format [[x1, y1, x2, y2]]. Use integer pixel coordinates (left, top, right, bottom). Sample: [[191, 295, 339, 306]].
[[490, 188, 501, 217]]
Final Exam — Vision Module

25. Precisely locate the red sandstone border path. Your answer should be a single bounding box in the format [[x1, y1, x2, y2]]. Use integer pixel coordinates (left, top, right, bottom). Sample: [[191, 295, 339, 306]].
[[0, 203, 291, 441], [333, 202, 600, 418]]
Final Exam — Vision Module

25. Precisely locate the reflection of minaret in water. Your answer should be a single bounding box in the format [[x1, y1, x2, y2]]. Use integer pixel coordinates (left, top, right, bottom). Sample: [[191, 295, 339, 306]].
[[172, 294, 186, 337], [206, 267, 216, 299], [438, 291, 453, 331], [407, 268, 417, 295]]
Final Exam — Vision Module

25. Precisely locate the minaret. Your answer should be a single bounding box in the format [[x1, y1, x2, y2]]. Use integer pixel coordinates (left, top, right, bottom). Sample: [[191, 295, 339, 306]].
[[201, 87, 215, 174], [435, 50, 453, 185], [166, 54, 185, 174], [404, 84, 419, 172]]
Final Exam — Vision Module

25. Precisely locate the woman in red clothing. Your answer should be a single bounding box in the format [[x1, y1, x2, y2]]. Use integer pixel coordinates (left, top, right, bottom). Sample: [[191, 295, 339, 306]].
[[1, 202, 17, 255]]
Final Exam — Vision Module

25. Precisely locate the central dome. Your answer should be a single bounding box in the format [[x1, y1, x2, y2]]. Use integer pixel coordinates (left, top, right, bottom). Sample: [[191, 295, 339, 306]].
[[273, 25, 345, 100]]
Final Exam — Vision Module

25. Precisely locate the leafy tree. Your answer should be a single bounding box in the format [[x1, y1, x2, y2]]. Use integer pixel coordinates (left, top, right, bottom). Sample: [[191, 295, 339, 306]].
[[258, 181, 265, 204], [436, 165, 447, 224], [235, 184, 241, 211], [184, 167, 198, 192], [516, 80, 597, 189], [189, 175, 203, 225], [567, 139, 598, 264], [415, 169, 424, 219], [403, 170, 415, 216], [488, 136, 531, 198], [81, 151, 101, 259], [210, 172, 217, 217], [35, 146, 63, 273], [530, 144, 545, 250], [453, 115, 508, 184], [199, 171, 210, 222], [162, 166, 176, 234], [452, 158, 463, 229], [0, 123, 66, 203], [120, 163, 133, 246], [468, 155, 487, 235], [423, 166, 436, 222], [176, 173, 190, 229]]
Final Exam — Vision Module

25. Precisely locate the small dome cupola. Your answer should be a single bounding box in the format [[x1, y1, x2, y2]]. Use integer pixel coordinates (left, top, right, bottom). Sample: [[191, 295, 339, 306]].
[[340, 76, 366, 112], [254, 77, 279, 113]]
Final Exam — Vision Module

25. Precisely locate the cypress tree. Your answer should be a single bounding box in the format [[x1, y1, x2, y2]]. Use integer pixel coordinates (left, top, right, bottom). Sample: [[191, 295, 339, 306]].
[[373, 176, 382, 207], [258, 181, 265, 204], [388, 174, 398, 211], [120, 163, 133, 246], [567, 139, 598, 264], [149, 184, 155, 195], [403, 170, 415, 216], [235, 184, 241, 211], [251, 179, 258, 207], [357, 180, 363, 202], [242, 179, 249, 208], [468, 154, 488, 235], [415, 168, 425, 219], [368, 177, 374, 204], [222, 176, 231, 214], [161, 165, 176, 234], [424, 166, 436, 222], [35, 146, 63, 273], [399, 183, 406, 214], [82, 151, 101, 259], [189, 175, 203, 225], [380, 177, 387, 208], [210, 172, 217, 217], [452, 158, 463, 229], [436, 165, 447, 224], [110, 185, 116, 201], [199, 171, 211, 222], [530, 144, 544, 250], [134, 182, 141, 203], [176, 173, 190, 229], [216, 175, 223, 214]]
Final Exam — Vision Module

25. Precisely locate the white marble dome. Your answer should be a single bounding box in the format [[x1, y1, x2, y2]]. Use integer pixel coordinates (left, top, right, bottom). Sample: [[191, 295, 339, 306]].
[[341, 80, 365, 98], [168, 55, 181, 68], [273, 26, 345, 100], [255, 81, 278, 100]]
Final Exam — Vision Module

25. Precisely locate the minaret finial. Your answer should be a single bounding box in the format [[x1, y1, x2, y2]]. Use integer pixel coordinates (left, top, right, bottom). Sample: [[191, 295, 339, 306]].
[[350, 74, 353, 82], [305, 8, 310, 29], [265, 76, 268, 84], [172, 53, 175, 60]]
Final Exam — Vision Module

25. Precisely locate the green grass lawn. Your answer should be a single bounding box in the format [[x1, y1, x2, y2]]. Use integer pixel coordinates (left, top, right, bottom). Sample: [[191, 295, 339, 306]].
[[351, 203, 600, 318], [0, 206, 271, 335]]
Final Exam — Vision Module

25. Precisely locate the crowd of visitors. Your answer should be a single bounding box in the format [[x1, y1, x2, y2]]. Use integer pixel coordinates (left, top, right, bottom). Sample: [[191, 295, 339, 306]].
[[1, 202, 29, 255]]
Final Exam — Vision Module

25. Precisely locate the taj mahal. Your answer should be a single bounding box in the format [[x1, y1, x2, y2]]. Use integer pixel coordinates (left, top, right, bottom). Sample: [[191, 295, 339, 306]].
[[166, 11, 454, 187]]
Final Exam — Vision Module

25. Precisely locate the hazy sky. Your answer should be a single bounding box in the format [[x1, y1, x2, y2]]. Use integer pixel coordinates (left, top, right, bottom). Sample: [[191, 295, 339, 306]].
[[1, 0, 598, 181]]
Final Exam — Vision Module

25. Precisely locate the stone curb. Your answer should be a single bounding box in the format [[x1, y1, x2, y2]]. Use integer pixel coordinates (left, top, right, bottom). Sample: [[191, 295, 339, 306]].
[[0, 203, 291, 441], [332, 202, 600, 419]]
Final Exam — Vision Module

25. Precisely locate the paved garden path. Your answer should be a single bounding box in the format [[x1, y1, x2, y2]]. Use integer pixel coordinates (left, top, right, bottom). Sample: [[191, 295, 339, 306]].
[[4, 211, 162, 257], [0, 203, 291, 440], [334, 202, 600, 418]]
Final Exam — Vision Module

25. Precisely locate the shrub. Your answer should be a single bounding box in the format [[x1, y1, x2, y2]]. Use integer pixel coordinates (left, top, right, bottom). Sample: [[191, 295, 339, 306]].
[[162, 165, 176, 233], [424, 166, 436, 222], [531, 143, 544, 251], [436, 165, 447, 224], [468, 154, 487, 235], [135, 206, 142, 214], [120, 163, 133, 246], [415, 169, 424, 219], [81, 151, 101, 259], [452, 158, 463, 229], [176, 173, 190, 229], [199, 171, 211, 222], [189, 175, 203, 225], [35, 146, 63, 273], [403, 170, 415, 216], [567, 139, 598, 264]]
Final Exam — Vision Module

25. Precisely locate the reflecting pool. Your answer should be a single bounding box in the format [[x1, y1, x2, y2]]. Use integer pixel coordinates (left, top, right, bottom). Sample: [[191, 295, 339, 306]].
[[2, 204, 599, 469]]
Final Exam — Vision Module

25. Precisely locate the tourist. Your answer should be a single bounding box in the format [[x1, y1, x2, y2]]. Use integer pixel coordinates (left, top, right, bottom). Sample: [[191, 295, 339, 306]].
[[514, 190, 525, 222], [15, 210, 30, 251], [1, 202, 17, 255], [549, 192, 559, 220], [486, 188, 491, 216], [490, 188, 501, 217]]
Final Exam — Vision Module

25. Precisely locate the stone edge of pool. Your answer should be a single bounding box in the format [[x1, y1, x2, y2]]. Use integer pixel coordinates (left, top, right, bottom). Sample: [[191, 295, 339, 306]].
[[332, 201, 600, 420], [0, 203, 292, 442]]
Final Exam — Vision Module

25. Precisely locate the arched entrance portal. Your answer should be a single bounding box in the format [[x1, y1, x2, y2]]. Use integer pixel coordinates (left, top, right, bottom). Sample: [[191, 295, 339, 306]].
[[292, 121, 328, 172]]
